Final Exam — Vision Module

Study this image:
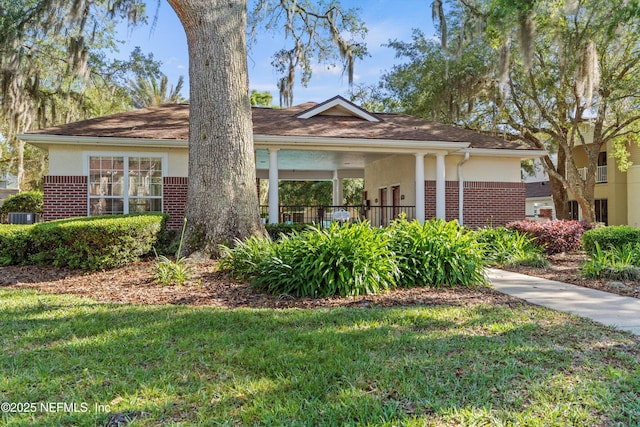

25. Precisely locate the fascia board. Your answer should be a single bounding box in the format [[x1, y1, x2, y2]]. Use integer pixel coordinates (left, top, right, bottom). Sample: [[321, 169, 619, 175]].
[[18, 134, 188, 149], [461, 147, 547, 159], [253, 134, 470, 153]]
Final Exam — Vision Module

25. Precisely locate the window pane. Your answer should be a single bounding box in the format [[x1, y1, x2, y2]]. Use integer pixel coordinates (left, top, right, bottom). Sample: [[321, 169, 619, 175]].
[[89, 157, 124, 197], [149, 198, 162, 212], [90, 198, 124, 216], [129, 198, 162, 213], [150, 183, 163, 197], [112, 171, 124, 196]]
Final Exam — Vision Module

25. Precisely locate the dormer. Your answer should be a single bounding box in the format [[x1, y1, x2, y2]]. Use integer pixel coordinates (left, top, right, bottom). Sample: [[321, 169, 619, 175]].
[[295, 95, 381, 122]]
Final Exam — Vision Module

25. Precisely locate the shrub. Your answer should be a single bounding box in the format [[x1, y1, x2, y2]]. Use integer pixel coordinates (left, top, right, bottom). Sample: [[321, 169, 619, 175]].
[[473, 226, 547, 268], [387, 218, 486, 287], [0, 224, 34, 265], [153, 217, 193, 286], [582, 242, 640, 280], [153, 254, 193, 285], [506, 220, 591, 254], [29, 213, 167, 270], [219, 235, 274, 281], [224, 222, 399, 297], [582, 225, 640, 255], [0, 191, 43, 214]]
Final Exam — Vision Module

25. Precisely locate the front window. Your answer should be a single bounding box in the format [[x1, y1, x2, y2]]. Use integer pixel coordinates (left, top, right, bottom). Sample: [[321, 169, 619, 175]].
[[89, 155, 163, 216]]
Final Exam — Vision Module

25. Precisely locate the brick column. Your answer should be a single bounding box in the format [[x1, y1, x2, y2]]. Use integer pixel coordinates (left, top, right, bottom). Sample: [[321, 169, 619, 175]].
[[163, 177, 188, 229], [43, 176, 88, 221]]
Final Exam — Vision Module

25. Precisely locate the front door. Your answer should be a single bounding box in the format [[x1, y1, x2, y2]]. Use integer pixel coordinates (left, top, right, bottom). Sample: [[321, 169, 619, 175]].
[[392, 185, 400, 219], [379, 187, 387, 226]]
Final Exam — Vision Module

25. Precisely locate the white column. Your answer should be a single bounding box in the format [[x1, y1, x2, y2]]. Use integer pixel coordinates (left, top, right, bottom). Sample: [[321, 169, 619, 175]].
[[268, 149, 279, 224], [415, 153, 425, 223], [332, 170, 343, 206], [436, 153, 446, 219]]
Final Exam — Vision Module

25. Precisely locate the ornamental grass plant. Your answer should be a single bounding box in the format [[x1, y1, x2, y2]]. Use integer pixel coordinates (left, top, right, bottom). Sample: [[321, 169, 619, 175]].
[[472, 226, 547, 268], [220, 218, 489, 297], [387, 218, 487, 288], [250, 222, 399, 297]]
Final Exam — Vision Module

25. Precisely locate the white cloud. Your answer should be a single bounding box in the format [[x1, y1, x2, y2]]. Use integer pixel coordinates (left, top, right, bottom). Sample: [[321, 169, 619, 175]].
[[310, 63, 342, 76], [248, 81, 279, 92]]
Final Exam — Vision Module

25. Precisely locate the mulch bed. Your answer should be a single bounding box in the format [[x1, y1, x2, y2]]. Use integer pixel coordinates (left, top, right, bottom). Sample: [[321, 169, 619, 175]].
[[0, 260, 522, 309], [1, 253, 637, 308]]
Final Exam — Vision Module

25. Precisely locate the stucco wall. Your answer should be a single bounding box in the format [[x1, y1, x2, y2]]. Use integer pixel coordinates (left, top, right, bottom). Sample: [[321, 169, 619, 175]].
[[628, 166, 640, 227], [47, 145, 188, 177], [363, 155, 417, 207]]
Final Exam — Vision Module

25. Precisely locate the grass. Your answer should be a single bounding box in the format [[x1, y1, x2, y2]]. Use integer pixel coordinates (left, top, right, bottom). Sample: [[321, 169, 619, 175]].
[[1, 289, 639, 426]]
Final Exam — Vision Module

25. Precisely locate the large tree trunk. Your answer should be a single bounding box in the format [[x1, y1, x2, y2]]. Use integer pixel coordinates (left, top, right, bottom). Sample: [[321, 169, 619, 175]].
[[547, 150, 569, 219], [167, 0, 265, 257]]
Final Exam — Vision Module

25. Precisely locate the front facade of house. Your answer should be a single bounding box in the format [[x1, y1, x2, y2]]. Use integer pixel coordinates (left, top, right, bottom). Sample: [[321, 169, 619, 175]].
[[20, 96, 543, 229]]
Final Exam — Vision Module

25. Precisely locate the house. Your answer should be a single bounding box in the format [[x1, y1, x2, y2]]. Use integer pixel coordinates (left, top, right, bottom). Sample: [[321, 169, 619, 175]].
[[19, 96, 544, 229], [567, 129, 640, 226], [0, 173, 19, 206], [524, 160, 555, 220]]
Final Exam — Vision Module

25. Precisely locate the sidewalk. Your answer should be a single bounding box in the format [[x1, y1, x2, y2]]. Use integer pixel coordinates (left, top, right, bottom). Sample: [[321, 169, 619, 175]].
[[487, 268, 640, 335]]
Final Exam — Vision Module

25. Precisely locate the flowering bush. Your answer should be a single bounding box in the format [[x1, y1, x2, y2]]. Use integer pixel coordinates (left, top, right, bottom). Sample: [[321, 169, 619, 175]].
[[506, 220, 593, 254]]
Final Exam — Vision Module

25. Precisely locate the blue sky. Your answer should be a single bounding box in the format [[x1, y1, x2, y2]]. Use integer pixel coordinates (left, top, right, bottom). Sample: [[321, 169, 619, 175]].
[[115, 0, 436, 104]]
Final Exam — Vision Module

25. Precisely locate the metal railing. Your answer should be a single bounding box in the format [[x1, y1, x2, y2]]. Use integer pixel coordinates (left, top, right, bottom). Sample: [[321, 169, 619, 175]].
[[259, 205, 416, 227], [577, 165, 608, 183]]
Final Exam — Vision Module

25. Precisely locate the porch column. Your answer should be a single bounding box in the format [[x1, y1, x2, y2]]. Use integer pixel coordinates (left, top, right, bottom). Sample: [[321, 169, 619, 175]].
[[268, 148, 279, 224], [415, 153, 425, 223], [332, 170, 343, 206], [436, 153, 446, 219]]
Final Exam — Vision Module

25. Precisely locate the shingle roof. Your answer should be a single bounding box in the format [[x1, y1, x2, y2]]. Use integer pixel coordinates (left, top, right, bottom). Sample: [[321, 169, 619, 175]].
[[526, 181, 552, 198], [27, 101, 530, 150]]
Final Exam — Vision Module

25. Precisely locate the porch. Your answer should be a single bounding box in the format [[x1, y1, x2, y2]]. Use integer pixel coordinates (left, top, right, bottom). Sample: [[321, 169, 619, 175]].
[[259, 205, 417, 227]]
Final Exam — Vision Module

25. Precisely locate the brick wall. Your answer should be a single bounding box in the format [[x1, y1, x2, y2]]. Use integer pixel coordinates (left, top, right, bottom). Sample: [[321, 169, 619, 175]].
[[163, 177, 188, 229], [424, 181, 525, 227], [43, 176, 88, 221]]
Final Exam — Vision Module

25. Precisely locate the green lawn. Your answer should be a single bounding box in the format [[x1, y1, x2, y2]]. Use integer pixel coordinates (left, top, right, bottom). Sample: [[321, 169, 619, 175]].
[[1, 289, 639, 426]]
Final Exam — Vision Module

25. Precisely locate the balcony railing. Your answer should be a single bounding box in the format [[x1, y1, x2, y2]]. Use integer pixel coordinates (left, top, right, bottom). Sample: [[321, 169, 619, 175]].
[[577, 165, 608, 183], [259, 205, 416, 227]]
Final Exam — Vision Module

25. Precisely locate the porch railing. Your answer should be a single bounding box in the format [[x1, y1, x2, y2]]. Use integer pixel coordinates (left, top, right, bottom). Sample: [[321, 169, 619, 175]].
[[259, 205, 416, 227], [576, 165, 608, 183]]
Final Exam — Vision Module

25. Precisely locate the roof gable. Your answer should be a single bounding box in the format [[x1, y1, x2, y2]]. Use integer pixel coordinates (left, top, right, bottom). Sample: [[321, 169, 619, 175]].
[[295, 95, 380, 122]]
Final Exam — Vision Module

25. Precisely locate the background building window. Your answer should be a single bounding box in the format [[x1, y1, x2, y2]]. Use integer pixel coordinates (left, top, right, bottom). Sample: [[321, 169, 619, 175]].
[[89, 156, 162, 215], [567, 200, 579, 220], [595, 199, 608, 225]]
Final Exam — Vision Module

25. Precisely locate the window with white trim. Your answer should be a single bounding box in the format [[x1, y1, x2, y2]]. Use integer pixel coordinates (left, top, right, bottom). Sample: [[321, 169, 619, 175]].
[[88, 156, 163, 215]]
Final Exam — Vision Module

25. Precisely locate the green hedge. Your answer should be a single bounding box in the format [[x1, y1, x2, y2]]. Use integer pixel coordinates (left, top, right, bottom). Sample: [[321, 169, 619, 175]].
[[0, 191, 43, 214], [0, 213, 167, 270], [0, 224, 34, 266], [582, 225, 640, 255]]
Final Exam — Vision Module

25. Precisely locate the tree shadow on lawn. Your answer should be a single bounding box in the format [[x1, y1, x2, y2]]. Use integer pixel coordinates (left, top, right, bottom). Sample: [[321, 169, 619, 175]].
[[1, 291, 639, 426]]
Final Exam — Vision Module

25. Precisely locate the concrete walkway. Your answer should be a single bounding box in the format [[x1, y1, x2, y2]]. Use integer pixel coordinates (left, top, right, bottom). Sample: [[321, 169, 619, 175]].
[[487, 268, 640, 336]]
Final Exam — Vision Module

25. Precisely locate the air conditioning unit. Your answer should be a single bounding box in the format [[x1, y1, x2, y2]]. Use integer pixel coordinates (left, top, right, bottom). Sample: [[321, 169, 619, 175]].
[[8, 212, 36, 224]]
